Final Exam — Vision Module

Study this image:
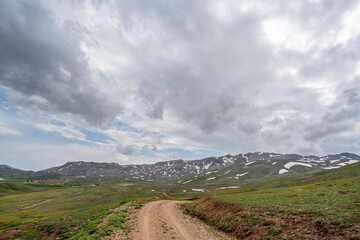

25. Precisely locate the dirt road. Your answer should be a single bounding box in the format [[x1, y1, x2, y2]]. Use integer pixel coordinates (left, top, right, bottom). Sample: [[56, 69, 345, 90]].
[[15, 199, 53, 211], [130, 200, 231, 240]]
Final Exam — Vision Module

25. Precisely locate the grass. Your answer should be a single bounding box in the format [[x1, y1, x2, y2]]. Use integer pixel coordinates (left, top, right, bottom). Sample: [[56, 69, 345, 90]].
[[1, 163, 359, 239], [0, 181, 65, 197], [211, 177, 359, 223], [69, 201, 130, 239], [0, 183, 156, 239], [183, 163, 360, 239], [0, 180, 202, 239]]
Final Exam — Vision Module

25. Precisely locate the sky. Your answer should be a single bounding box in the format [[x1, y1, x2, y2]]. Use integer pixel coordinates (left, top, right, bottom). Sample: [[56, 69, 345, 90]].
[[1, 0, 360, 170]]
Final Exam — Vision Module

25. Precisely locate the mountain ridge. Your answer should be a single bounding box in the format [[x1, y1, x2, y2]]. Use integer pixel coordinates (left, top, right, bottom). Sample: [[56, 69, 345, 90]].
[[1, 152, 360, 180]]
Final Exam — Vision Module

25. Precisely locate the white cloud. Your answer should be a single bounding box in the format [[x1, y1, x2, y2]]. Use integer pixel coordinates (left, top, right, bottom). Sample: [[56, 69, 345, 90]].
[[337, 3, 360, 44], [31, 122, 88, 142], [262, 17, 313, 52], [0, 122, 21, 136]]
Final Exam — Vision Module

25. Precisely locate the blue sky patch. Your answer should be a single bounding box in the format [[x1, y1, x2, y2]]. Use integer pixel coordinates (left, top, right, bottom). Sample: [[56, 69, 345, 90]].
[[80, 128, 113, 144]]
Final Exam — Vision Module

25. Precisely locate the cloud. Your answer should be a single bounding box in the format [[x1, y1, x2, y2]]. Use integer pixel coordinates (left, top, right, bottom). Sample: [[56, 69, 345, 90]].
[[30, 122, 88, 142], [155, 151, 180, 161], [0, 122, 21, 136], [1, 0, 360, 168], [131, 6, 272, 132], [0, 1, 121, 126], [142, 144, 158, 152], [304, 121, 353, 140], [116, 144, 140, 156], [0, 137, 116, 171]]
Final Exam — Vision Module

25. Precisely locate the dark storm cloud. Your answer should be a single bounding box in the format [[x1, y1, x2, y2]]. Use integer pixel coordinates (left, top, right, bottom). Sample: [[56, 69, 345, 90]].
[[0, 1, 121, 125]]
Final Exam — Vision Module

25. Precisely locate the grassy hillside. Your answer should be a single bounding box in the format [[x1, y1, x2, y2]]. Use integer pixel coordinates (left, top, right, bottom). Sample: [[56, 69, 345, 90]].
[[183, 163, 360, 239], [0, 181, 64, 197]]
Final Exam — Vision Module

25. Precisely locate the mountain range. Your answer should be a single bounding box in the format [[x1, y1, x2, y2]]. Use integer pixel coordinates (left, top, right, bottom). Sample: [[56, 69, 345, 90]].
[[1, 152, 359, 183]]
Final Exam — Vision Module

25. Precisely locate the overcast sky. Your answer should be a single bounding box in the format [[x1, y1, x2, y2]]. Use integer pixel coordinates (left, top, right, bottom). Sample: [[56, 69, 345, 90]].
[[1, 0, 360, 170]]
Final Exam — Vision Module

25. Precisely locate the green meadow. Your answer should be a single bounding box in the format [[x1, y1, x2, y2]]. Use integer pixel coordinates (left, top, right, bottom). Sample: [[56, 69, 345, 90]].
[[212, 163, 360, 223], [184, 163, 360, 239], [0, 180, 201, 239], [0, 164, 359, 239], [0, 183, 154, 239], [212, 176, 359, 224]]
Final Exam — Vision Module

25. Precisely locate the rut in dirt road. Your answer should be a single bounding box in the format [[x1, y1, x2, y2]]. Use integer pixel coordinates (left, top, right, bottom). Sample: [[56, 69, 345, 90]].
[[131, 200, 231, 240]]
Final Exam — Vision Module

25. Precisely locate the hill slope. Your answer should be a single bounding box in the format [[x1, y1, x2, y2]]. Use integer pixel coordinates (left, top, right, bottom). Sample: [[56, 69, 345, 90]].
[[184, 163, 360, 239]]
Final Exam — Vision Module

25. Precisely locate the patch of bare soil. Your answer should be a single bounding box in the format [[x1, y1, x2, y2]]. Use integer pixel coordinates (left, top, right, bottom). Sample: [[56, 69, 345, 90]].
[[130, 200, 232, 240], [160, 192, 173, 199], [0, 228, 22, 239]]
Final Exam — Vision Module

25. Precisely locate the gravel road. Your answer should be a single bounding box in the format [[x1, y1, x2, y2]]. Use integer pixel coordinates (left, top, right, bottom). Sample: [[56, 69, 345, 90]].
[[130, 200, 231, 240]]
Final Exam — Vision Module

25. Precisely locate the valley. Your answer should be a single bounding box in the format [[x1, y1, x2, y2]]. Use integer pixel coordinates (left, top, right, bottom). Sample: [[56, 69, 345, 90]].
[[2, 1, 360, 239], [0, 153, 359, 239]]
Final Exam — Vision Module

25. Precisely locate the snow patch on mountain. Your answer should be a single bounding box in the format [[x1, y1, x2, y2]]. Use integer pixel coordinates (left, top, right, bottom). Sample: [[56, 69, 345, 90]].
[[337, 160, 359, 166], [182, 179, 192, 184], [284, 162, 312, 169], [204, 162, 212, 169], [217, 186, 240, 190], [322, 166, 341, 169], [245, 161, 255, 166], [192, 189, 205, 192], [236, 172, 249, 177]]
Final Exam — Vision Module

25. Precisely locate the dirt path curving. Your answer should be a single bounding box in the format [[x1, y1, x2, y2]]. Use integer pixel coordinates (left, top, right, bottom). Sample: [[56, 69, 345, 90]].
[[15, 199, 54, 211], [130, 200, 231, 240]]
